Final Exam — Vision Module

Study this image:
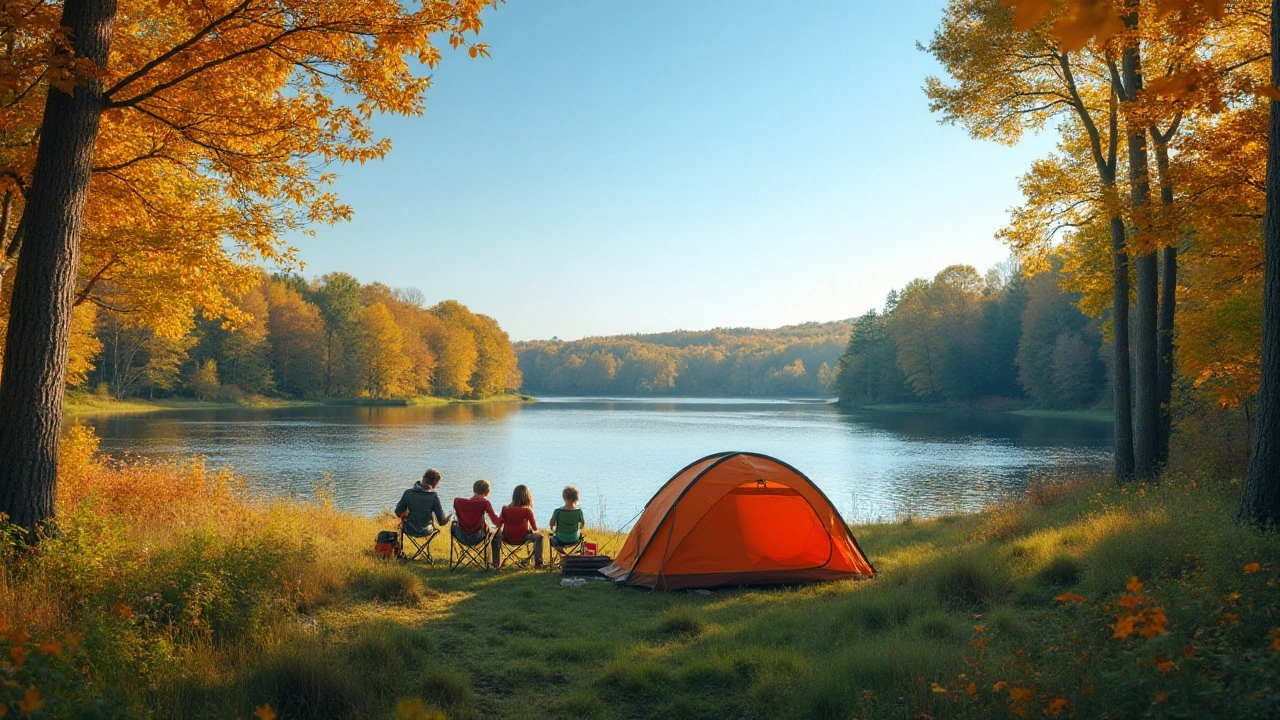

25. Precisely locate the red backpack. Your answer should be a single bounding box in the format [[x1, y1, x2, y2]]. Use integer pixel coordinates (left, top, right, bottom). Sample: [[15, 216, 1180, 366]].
[[374, 530, 400, 559]]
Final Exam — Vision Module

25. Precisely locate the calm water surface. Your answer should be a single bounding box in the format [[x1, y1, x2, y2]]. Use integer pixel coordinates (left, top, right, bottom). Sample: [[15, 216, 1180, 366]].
[[82, 398, 1112, 528]]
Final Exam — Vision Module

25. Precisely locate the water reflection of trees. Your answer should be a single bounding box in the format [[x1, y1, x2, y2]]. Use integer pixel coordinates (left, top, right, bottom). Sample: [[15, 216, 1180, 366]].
[[81, 403, 526, 452], [835, 408, 1112, 447]]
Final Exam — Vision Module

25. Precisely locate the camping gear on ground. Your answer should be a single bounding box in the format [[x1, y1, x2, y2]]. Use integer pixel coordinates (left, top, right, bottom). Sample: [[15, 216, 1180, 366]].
[[374, 530, 401, 559], [583, 541, 597, 556], [449, 524, 493, 571], [400, 525, 440, 563], [562, 554, 613, 578], [601, 451, 875, 590]]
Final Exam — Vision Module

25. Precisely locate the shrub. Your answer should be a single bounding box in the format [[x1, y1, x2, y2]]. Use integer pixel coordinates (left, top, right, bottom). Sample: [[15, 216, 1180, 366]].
[[1036, 555, 1082, 587], [346, 622, 432, 675], [240, 645, 361, 720], [927, 554, 1007, 608], [971, 502, 1031, 542], [915, 611, 963, 641], [418, 666, 473, 708], [347, 565, 428, 606], [657, 607, 707, 639], [600, 644, 672, 692], [839, 587, 922, 632], [553, 688, 607, 719], [807, 637, 957, 719]]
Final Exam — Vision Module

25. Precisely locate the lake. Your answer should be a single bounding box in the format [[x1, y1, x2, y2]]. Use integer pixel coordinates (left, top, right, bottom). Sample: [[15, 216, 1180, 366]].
[[80, 398, 1113, 529]]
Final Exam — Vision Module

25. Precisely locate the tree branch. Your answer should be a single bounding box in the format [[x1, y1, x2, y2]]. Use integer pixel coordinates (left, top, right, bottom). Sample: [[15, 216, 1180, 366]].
[[74, 257, 119, 306], [104, 0, 254, 101]]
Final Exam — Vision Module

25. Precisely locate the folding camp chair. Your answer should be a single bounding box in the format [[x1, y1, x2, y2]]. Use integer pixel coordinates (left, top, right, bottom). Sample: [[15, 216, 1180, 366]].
[[498, 534, 539, 570], [399, 525, 440, 563], [547, 534, 587, 571], [449, 525, 493, 571]]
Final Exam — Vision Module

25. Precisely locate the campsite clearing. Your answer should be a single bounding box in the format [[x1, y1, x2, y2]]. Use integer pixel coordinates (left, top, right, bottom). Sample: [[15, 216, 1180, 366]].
[[139, 474, 1280, 719], [5, 434, 1277, 719]]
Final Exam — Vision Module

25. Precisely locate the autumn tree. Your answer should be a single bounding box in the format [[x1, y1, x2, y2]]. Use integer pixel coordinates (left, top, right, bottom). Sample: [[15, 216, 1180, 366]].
[[311, 273, 362, 397], [1241, 0, 1280, 525], [264, 280, 325, 397], [928, 0, 1141, 479], [190, 285, 273, 396], [468, 313, 520, 397], [832, 309, 909, 406], [65, 305, 102, 389], [425, 304, 477, 398], [887, 266, 985, 401], [1017, 262, 1106, 407], [354, 302, 410, 398], [0, 0, 497, 534], [95, 311, 194, 399]]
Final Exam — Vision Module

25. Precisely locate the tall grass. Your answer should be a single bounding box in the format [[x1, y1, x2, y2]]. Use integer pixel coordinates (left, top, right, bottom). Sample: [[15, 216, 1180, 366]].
[[3, 428, 1279, 718], [0, 426, 435, 717]]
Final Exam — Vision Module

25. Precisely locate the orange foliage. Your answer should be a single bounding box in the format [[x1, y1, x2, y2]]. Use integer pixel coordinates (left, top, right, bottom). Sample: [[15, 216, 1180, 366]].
[[950, 0, 1269, 408], [1112, 576, 1168, 640], [1, 0, 498, 340]]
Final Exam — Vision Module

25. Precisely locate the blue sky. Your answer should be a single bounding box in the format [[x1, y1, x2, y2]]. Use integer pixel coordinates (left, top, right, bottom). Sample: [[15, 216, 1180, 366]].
[[291, 1, 1051, 341]]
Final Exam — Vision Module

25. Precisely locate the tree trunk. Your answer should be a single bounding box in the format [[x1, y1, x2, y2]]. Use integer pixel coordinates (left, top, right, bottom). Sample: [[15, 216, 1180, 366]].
[[1154, 141, 1177, 471], [1239, 0, 1280, 527], [1123, 8, 1159, 482], [0, 0, 117, 537], [1110, 213, 1135, 482]]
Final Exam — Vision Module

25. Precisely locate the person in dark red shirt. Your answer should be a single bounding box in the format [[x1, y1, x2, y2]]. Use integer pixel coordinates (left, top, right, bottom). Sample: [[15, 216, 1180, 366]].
[[452, 479, 500, 549], [493, 484, 544, 569]]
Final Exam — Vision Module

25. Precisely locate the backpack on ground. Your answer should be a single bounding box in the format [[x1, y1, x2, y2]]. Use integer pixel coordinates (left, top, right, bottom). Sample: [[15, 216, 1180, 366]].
[[374, 530, 401, 559]]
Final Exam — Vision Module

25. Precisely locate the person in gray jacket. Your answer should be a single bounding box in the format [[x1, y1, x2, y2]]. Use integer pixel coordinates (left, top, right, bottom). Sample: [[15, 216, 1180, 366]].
[[395, 468, 453, 537]]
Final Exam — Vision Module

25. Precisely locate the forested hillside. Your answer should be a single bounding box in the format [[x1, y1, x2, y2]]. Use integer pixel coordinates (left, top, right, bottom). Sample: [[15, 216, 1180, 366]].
[[833, 261, 1108, 409], [516, 322, 851, 397], [56, 273, 520, 402]]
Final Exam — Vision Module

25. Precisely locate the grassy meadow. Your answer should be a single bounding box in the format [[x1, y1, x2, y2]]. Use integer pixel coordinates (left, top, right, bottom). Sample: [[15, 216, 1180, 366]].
[[2, 428, 1278, 719]]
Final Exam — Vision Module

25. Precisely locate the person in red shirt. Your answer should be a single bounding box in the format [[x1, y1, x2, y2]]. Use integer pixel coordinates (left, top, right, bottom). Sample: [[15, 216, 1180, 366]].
[[493, 484, 544, 569], [452, 479, 500, 550]]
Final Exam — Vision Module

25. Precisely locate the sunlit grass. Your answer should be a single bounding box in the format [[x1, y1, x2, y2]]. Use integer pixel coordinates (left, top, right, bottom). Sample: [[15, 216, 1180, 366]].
[[2, 431, 1278, 718]]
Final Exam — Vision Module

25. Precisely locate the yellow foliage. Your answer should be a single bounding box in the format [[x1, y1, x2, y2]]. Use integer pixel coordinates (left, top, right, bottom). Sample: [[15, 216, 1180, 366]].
[[1, 0, 499, 339]]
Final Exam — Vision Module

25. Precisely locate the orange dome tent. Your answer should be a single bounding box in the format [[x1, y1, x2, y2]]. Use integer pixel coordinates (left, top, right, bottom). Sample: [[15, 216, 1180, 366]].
[[601, 452, 875, 590]]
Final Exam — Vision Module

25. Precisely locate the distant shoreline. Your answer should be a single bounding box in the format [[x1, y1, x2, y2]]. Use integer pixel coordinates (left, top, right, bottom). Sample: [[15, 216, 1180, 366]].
[[63, 393, 534, 417], [62, 394, 1112, 423]]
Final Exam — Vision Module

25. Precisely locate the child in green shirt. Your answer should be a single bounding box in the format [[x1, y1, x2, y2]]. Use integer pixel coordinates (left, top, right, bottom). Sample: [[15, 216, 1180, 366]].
[[548, 486, 585, 548]]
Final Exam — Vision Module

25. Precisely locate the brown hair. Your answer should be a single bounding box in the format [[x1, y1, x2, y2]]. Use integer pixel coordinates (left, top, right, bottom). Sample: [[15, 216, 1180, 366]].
[[422, 468, 442, 487], [473, 479, 490, 496], [562, 486, 579, 503], [511, 484, 532, 508]]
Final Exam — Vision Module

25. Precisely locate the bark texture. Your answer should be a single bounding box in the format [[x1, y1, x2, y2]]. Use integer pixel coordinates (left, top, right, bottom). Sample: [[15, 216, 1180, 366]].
[[1122, 10, 1158, 482], [1239, 0, 1280, 527], [0, 0, 116, 536], [1110, 213, 1136, 482], [1155, 141, 1177, 472]]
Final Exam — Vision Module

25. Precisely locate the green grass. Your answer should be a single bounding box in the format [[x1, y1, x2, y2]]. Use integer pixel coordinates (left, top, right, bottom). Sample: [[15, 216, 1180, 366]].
[[7, 460, 1279, 719]]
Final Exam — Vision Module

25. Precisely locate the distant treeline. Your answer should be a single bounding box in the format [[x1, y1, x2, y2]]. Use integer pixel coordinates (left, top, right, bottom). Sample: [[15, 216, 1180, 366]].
[[77, 273, 520, 401], [516, 323, 851, 397], [833, 261, 1107, 409]]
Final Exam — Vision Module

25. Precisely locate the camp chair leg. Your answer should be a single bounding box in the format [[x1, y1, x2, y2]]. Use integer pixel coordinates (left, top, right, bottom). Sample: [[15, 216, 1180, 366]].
[[401, 529, 440, 564], [450, 529, 492, 571], [499, 536, 539, 570], [548, 536, 586, 571]]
